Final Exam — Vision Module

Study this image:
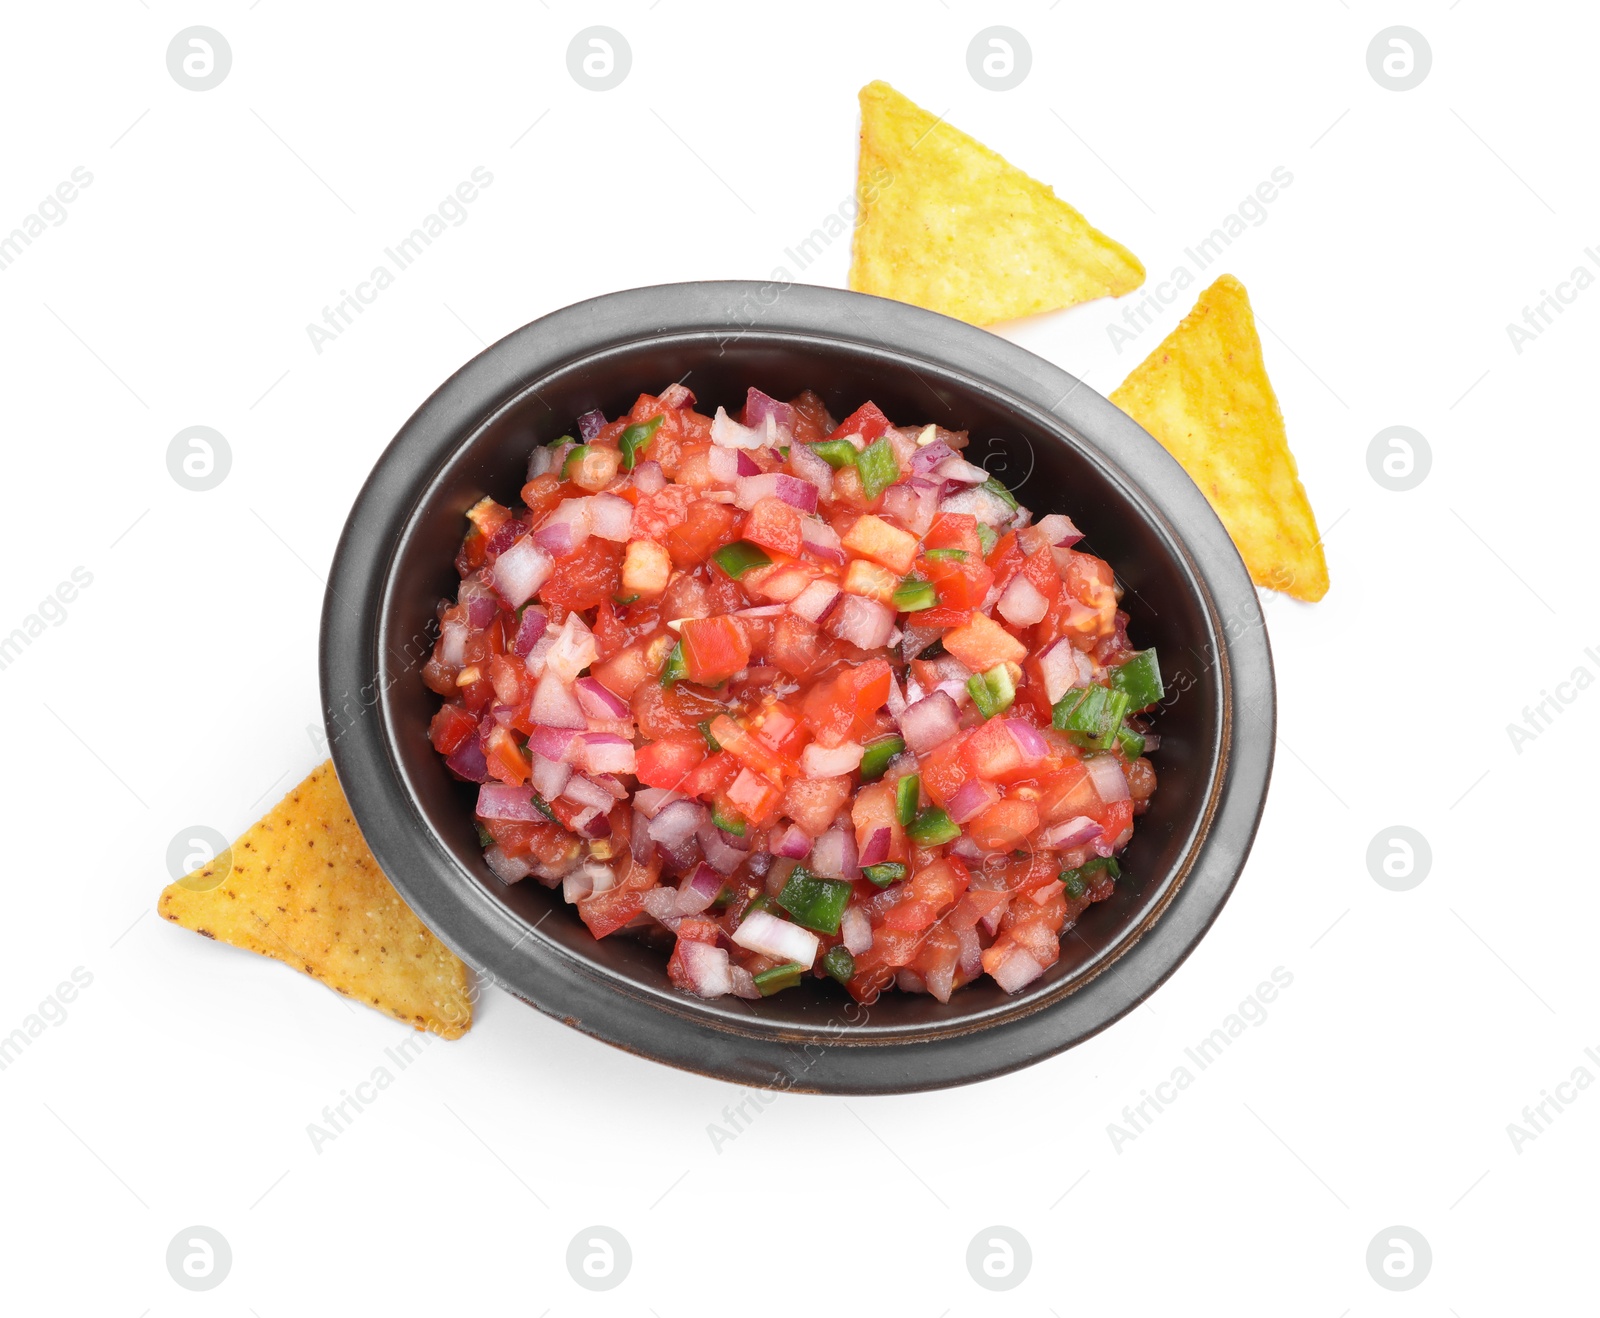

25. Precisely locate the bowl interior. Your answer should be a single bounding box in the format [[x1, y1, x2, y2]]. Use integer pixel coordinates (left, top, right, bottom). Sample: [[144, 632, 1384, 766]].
[[377, 332, 1221, 1035]]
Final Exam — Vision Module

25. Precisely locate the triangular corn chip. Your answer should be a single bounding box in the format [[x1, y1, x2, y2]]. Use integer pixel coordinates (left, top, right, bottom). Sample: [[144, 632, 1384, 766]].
[[849, 81, 1145, 325], [159, 761, 473, 1038], [1111, 274, 1328, 602]]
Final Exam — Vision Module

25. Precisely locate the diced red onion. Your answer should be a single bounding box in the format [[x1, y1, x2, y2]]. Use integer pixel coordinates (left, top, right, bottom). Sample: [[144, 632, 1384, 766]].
[[575, 732, 636, 775], [676, 863, 723, 916], [1084, 753, 1131, 803], [841, 906, 873, 955], [728, 965, 760, 999], [934, 455, 990, 484], [569, 805, 612, 839], [789, 579, 840, 623], [732, 910, 819, 968], [886, 672, 908, 720], [858, 826, 891, 867], [483, 845, 532, 884], [527, 725, 578, 763], [574, 676, 629, 720], [630, 809, 655, 863], [828, 594, 895, 650], [707, 445, 741, 483], [589, 772, 629, 799], [940, 484, 1016, 528], [588, 492, 634, 542], [735, 472, 819, 513], [530, 672, 585, 729], [1020, 513, 1083, 552], [991, 945, 1046, 993], [1039, 638, 1082, 704], [800, 517, 845, 564], [561, 773, 615, 812], [633, 787, 684, 820], [445, 736, 487, 783], [910, 439, 957, 476], [678, 939, 734, 998], [476, 783, 541, 821], [697, 821, 748, 875], [509, 606, 548, 657], [770, 823, 812, 859], [1004, 718, 1049, 763], [659, 383, 695, 409], [1039, 815, 1103, 849], [648, 799, 706, 849], [736, 449, 762, 477], [527, 446, 555, 479], [439, 618, 467, 667], [530, 752, 571, 801], [459, 576, 499, 628], [998, 573, 1049, 627], [577, 409, 607, 441], [640, 884, 681, 927], [789, 442, 834, 500], [948, 778, 1000, 825], [533, 498, 593, 558], [711, 406, 765, 449], [810, 826, 859, 882], [632, 460, 666, 494], [744, 387, 795, 436], [899, 691, 961, 755], [489, 536, 553, 608], [801, 740, 863, 777]]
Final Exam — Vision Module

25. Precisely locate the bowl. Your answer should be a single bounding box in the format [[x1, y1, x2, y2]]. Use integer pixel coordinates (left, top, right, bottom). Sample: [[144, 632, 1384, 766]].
[[321, 280, 1274, 1094]]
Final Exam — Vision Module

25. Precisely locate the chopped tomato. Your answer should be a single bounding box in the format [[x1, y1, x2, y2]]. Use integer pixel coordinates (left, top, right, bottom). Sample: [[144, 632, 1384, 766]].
[[827, 401, 893, 442], [427, 704, 477, 755], [679, 616, 752, 685], [741, 496, 804, 558], [921, 553, 993, 610], [483, 725, 531, 785], [726, 768, 782, 824], [967, 798, 1040, 851], [666, 498, 741, 568], [635, 735, 706, 790], [678, 750, 740, 799], [923, 512, 982, 556], [801, 659, 892, 746], [540, 538, 624, 613]]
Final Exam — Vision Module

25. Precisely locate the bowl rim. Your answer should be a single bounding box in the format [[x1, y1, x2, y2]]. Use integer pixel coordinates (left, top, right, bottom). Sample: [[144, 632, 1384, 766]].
[[321, 280, 1275, 1094]]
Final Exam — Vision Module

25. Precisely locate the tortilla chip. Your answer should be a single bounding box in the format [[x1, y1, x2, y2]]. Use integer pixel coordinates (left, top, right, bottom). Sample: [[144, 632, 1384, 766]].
[[1110, 274, 1329, 602], [849, 81, 1145, 325], [159, 761, 473, 1038]]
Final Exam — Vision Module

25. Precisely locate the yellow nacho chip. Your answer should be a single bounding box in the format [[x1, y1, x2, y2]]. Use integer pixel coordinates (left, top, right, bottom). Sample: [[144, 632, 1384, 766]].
[[849, 81, 1145, 325], [159, 761, 473, 1038], [1110, 274, 1328, 601]]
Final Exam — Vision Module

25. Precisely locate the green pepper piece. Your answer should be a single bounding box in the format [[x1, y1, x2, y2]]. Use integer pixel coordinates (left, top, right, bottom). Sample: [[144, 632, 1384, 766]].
[[967, 663, 1017, 718], [699, 719, 722, 752], [776, 867, 854, 935], [976, 522, 998, 555], [560, 445, 590, 480], [861, 862, 906, 888], [546, 433, 577, 447], [712, 884, 736, 908], [982, 474, 1018, 512], [1109, 648, 1165, 711], [821, 944, 856, 984], [754, 962, 806, 995], [613, 592, 641, 606], [807, 439, 859, 469], [711, 539, 773, 580], [742, 891, 771, 917], [660, 639, 686, 688], [895, 774, 920, 826], [859, 734, 905, 782], [906, 806, 960, 846], [857, 437, 900, 500], [618, 414, 663, 471], [1116, 725, 1146, 761], [474, 822, 495, 848], [892, 576, 938, 612], [530, 792, 558, 823], [1052, 683, 1128, 748], [1061, 856, 1122, 896], [922, 548, 969, 562], [711, 806, 746, 838]]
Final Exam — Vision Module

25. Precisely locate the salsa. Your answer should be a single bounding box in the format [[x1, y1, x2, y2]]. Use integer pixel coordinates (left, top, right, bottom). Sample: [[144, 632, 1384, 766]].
[[423, 383, 1162, 1003]]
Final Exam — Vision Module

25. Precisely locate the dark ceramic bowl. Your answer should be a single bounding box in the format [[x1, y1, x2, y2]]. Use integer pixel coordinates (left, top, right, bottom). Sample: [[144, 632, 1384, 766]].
[[321, 281, 1274, 1094]]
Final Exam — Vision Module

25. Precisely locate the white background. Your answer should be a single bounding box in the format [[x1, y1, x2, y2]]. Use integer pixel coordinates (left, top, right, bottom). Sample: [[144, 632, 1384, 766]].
[[1, 1, 1594, 1312]]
